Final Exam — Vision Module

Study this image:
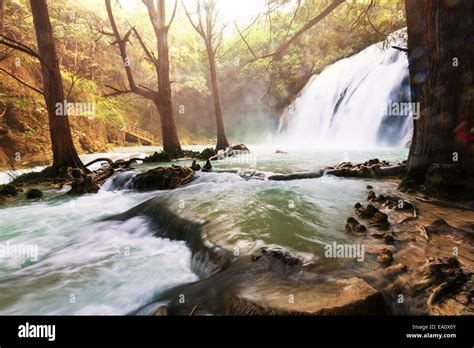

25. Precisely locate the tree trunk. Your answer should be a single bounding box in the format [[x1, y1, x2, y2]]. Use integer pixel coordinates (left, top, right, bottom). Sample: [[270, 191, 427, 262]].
[[30, 0, 84, 172], [154, 1, 182, 157], [0, 0, 4, 34], [207, 46, 229, 151], [405, 0, 474, 177]]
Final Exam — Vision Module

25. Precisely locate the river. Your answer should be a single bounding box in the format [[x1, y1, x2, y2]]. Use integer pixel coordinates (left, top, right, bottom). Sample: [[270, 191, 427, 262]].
[[0, 145, 408, 314]]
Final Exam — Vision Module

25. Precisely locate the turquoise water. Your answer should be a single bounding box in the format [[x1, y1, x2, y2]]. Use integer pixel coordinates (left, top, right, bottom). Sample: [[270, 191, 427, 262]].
[[0, 145, 408, 314]]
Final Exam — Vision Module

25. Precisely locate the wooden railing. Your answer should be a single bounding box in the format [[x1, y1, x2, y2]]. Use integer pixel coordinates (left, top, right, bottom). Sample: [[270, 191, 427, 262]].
[[122, 124, 156, 144]]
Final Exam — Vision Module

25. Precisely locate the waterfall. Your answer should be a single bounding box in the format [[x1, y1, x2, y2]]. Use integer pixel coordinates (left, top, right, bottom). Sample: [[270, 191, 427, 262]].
[[279, 34, 414, 149]]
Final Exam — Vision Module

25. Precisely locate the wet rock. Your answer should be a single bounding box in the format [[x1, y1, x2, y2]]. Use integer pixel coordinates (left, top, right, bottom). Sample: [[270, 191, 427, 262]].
[[370, 212, 389, 225], [25, 188, 42, 199], [143, 151, 172, 163], [133, 166, 194, 190], [345, 217, 366, 235], [367, 191, 376, 201], [260, 247, 301, 266], [190, 160, 201, 171], [354, 202, 362, 209], [275, 149, 287, 154], [69, 175, 100, 194], [326, 159, 404, 178], [367, 185, 373, 189], [424, 219, 474, 242], [202, 160, 212, 172], [355, 204, 379, 219], [383, 234, 395, 244], [153, 305, 168, 316], [377, 248, 393, 266], [0, 184, 17, 197], [199, 148, 216, 160], [267, 171, 323, 181], [236, 276, 390, 315], [231, 144, 250, 152]]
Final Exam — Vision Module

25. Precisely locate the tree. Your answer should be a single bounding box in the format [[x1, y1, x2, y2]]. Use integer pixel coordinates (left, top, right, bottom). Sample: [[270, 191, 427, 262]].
[[183, 0, 229, 151], [405, 0, 474, 181], [16, 0, 85, 172], [104, 0, 183, 157], [0, 0, 4, 34]]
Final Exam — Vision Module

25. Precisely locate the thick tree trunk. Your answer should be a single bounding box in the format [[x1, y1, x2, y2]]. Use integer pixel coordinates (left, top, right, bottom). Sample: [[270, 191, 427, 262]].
[[0, 0, 4, 34], [405, 0, 474, 176], [154, 1, 182, 157], [207, 46, 229, 151], [30, 0, 84, 171]]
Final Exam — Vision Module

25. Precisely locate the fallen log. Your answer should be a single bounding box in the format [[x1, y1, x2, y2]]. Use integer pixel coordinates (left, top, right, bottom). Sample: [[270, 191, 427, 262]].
[[268, 171, 323, 181]]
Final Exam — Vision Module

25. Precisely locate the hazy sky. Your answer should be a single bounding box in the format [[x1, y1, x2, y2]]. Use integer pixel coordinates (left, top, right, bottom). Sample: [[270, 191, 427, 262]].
[[117, 0, 266, 25]]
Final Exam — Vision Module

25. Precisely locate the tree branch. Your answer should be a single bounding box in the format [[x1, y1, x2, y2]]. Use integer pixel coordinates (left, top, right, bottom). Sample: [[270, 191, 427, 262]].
[[0, 68, 43, 95]]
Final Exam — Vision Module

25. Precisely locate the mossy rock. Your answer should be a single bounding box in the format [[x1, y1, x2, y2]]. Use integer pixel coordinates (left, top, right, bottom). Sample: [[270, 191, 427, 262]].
[[133, 166, 194, 190], [26, 188, 43, 199], [0, 184, 17, 197], [143, 151, 172, 163], [198, 148, 216, 160]]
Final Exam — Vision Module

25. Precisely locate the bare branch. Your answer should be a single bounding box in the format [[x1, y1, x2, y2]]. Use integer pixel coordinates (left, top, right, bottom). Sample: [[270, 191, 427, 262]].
[[0, 68, 43, 95], [167, 0, 178, 27]]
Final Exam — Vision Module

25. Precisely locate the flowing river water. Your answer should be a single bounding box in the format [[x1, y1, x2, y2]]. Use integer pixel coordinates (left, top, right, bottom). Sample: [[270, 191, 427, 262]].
[[0, 145, 408, 314]]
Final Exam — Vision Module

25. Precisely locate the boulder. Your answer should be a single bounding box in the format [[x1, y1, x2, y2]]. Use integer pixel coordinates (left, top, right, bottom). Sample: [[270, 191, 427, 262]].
[[133, 166, 194, 190], [377, 248, 393, 266], [355, 204, 379, 219], [25, 188, 43, 199], [236, 276, 390, 315], [69, 175, 100, 194], [202, 160, 212, 172], [345, 217, 366, 235], [267, 171, 323, 181], [190, 160, 201, 171], [0, 184, 17, 197]]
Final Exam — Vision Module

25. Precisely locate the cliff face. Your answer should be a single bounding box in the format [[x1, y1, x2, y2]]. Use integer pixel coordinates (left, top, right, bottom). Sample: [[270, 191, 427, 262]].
[[0, 105, 123, 169]]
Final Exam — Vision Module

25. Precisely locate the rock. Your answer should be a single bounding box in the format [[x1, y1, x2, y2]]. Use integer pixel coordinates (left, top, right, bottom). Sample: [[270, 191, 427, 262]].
[[0, 184, 17, 197], [377, 248, 393, 266], [231, 144, 250, 152], [191, 160, 201, 171], [202, 160, 212, 172], [355, 204, 379, 219], [260, 247, 302, 266], [133, 166, 194, 190], [367, 185, 373, 189], [383, 234, 395, 244], [372, 212, 389, 224], [367, 191, 376, 201], [267, 171, 323, 181], [345, 217, 366, 235], [198, 148, 216, 160], [236, 276, 390, 315], [275, 149, 287, 154], [143, 151, 172, 163], [69, 175, 100, 194], [354, 202, 362, 209], [424, 219, 474, 242], [153, 305, 168, 316], [25, 188, 43, 199], [326, 159, 403, 178]]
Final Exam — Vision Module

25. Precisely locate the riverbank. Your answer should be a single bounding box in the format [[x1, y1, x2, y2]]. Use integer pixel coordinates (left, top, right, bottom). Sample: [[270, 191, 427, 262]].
[[0, 147, 472, 315]]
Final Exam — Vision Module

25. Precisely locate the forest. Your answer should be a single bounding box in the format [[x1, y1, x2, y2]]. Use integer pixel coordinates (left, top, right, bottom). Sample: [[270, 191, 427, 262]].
[[0, 0, 473, 317]]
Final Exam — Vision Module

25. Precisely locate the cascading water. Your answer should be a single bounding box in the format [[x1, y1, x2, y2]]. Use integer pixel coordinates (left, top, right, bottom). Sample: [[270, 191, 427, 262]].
[[280, 34, 414, 149]]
